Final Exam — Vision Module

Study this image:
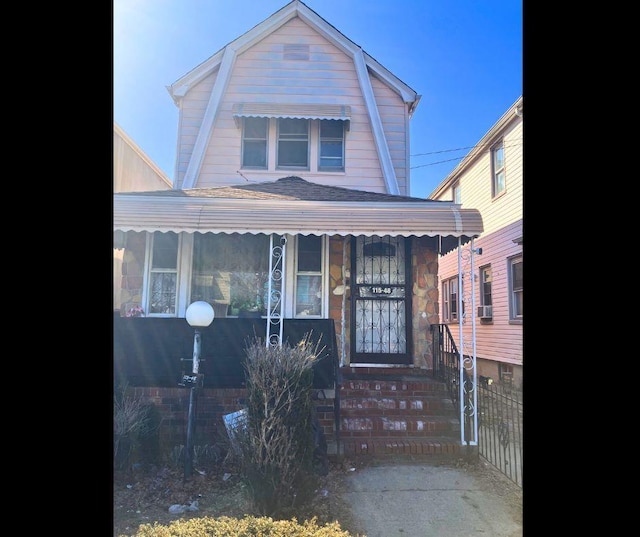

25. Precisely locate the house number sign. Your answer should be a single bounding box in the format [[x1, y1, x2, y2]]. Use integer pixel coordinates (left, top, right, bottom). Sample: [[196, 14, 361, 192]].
[[370, 286, 393, 295]]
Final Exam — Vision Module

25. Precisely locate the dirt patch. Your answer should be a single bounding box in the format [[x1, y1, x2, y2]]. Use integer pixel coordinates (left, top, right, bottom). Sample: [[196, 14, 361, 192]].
[[113, 458, 359, 537], [113, 456, 521, 537]]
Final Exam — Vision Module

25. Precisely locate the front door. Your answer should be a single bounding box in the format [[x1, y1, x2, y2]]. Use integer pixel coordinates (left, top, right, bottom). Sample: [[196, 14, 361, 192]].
[[350, 236, 412, 364]]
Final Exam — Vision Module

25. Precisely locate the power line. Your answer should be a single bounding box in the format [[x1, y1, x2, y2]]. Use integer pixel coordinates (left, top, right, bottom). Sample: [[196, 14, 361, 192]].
[[410, 140, 523, 169], [411, 138, 522, 159]]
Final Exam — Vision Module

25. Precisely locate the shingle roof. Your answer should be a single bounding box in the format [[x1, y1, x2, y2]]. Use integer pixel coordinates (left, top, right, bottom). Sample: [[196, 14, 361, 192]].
[[117, 176, 437, 203]]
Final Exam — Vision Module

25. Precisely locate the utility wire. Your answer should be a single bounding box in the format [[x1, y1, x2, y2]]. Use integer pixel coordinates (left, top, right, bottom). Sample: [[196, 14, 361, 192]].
[[410, 140, 523, 169]]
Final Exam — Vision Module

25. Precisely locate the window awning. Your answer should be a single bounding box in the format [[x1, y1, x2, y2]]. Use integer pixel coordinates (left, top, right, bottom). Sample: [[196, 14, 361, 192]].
[[232, 103, 351, 127]]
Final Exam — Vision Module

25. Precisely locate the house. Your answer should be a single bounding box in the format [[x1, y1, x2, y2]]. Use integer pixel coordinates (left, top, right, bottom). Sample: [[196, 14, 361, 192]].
[[113, 123, 172, 312], [429, 96, 523, 389], [113, 0, 485, 454]]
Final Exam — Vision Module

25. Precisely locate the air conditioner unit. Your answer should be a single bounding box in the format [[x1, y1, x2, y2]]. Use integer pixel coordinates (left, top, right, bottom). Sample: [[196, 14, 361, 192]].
[[478, 305, 493, 319]]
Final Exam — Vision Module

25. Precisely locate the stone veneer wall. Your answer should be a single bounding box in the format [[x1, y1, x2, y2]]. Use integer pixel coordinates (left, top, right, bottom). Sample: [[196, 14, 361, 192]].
[[411, 236, 440, 370], [328, 236, 351, 366], [117, 232, 146, 316]]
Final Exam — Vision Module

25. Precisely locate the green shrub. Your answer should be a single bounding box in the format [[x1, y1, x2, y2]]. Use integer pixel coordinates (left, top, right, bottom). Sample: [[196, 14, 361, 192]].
[[237, 335, 322, 517], [121, 515, 357, 536]]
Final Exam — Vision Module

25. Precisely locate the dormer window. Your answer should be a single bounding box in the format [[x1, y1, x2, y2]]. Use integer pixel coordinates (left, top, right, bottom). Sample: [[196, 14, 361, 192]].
[[236, 104, 350, 173]]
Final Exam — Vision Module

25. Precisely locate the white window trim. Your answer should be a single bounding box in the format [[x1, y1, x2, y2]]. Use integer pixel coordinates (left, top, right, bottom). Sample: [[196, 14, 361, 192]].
[[282, 234, 328, 318], [143, 231, 182, 318], [508, 255, 523, 321], [491, 140, 506, 198], [241, 119, 346, 174]]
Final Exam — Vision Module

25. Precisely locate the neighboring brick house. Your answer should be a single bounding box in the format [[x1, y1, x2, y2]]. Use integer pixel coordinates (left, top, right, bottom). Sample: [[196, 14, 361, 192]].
[[429, 96, 523, 389], [113, 0, 485, 451]]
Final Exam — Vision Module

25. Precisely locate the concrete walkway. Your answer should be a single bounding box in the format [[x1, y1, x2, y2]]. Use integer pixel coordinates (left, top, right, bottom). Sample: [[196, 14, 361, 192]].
[[336, 461, 522, 537]]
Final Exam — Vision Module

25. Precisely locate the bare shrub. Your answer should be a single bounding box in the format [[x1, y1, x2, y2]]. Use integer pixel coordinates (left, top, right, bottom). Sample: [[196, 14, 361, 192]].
[[237, 334, 322, 517], [113, 383, 157, 470]]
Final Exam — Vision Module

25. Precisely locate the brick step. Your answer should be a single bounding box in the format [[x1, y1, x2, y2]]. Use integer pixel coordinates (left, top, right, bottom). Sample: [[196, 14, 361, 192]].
[[340, 379, 449, 397], [340, 415, 459, 437], [340, 395, 453, 415], [330, 436, 465, 458], [339, 366, 435, 380]]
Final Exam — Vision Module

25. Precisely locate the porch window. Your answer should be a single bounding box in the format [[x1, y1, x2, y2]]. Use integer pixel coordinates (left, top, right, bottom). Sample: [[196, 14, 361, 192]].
[[318, 120, 344, 171], [147, 232, 179, 315], [295, 235, 323, 317], [509, 255, 523, 321], [191, 233, 271, 317], [277, 118, 309, 169]]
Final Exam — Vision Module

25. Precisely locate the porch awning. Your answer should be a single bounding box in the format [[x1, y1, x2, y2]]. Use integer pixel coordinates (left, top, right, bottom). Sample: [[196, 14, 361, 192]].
[[232, 103, 351, 127], [113, 195, 483, 254]]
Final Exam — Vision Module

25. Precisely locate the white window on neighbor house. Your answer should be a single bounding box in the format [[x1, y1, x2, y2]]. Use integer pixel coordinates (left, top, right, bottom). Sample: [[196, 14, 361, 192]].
[[508, 255, 523, 321], [241, 117, 268, 169], [480, 265, 492, 308], [294, 234, 324, 317], [318, 120, 345, 171], [277, 118, 309, 169], [146, 231, 179, 315], [442, 276, 459, 322], [453, 182, 461, 204], [491, 140, 506, 197]]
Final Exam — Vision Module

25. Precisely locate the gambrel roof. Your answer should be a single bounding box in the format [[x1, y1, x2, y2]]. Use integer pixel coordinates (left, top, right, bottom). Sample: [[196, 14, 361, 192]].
[[166, 0, 421, 194]]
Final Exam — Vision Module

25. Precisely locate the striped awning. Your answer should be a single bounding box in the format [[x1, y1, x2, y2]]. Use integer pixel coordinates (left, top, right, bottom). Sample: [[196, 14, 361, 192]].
[[113, 195, 483, 254], [232, 103, 351, 126]]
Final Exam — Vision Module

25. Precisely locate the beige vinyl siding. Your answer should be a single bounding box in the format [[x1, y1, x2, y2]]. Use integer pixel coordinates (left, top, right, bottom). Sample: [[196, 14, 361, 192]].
[[371, 74, 409, 195], [175, 70, 218, 189], [456, 121, 523, 235], [176, 16, 415, 193], [113, 125, 172, 192]]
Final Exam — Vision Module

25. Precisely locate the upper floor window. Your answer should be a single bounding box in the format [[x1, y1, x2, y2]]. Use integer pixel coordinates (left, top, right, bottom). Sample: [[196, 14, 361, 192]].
[[241, 117, 268, 169], [147, 232, 179, 315], [509, 255, 523, 321], [491, 141, 506, 197], [241, 117, 346, 173], [277, 118, 309, 169], [453, 182, 461, 204], [319, 120, 345, 171]]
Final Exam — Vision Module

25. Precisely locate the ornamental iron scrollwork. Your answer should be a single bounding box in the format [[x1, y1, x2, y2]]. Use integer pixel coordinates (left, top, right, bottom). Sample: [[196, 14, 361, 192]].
[[266, 235, 286, 348]]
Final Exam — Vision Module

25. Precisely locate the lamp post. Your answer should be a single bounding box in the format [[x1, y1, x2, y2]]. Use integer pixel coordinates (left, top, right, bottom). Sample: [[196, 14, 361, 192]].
[[184, 301, 215, 480]]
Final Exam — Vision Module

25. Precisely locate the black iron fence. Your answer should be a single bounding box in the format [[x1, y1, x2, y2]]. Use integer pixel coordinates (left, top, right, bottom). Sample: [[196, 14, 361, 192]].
[[431, 324, 523, 488], [477, 380, 522, 487]]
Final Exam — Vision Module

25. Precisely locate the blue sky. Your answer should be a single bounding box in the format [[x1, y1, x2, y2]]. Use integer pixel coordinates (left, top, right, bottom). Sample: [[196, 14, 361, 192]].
[[113, 0, 522, 199]]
